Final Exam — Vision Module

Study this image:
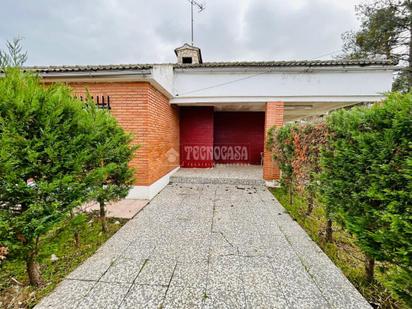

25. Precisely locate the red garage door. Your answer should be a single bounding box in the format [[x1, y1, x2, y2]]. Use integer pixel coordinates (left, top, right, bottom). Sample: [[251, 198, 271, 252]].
[[180, 107, 214, 167], [180, 108, 265, 167], [214, 112, 265, 165]]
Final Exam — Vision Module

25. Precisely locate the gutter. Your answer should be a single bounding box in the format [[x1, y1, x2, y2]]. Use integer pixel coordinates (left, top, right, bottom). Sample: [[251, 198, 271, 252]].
[[39, 69, 152, 79], [173, 65, 398, 74], [39, 69, 174, 99]]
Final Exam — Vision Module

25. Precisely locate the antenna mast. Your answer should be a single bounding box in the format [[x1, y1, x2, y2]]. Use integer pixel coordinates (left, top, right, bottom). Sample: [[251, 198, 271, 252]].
[[189, 0, 205, 46]]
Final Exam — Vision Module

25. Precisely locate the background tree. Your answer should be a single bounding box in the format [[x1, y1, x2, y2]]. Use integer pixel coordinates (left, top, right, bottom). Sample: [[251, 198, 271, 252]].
[[0, 37, 28, 68], [341, 0, 410, 91]]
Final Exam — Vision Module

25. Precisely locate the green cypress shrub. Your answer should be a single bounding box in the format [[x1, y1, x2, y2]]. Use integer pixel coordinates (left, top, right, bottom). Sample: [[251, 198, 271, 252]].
[[319, 93, 412, 303], [0, 69, 136, 285]]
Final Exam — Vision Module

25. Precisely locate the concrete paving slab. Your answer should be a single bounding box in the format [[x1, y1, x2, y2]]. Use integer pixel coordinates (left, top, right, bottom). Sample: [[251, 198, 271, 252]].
[[120, 238, 156, 260], [135, 258, 177, 286], [207, 255, 243, 291], [35, 280, 95, 309], [99, 257, 146, 283], [66, 254, 116, 281], [77, 281, 131, 309], [240, 256, 289, 309], [119, 284, 166, 309], [203, 287, 247, 309], [268, 247, 330, 308], [287, 236, 371, 309], [81, 199, 148, 219], [170, 260, 208, 287], [163, 284, 206, 309]]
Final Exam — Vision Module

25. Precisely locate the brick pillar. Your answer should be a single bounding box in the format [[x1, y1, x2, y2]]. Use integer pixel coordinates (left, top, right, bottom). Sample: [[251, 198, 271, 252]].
[[263, 102, 284, 180]]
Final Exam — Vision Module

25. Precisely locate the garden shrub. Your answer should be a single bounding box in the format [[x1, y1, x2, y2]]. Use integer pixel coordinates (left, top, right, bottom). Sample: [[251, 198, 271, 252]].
[[267, 93, 411, 305], [267, 123, 296, 204], [268, 121, 333, 240], [0, 69, 136, 286], [291, 122, 328, 215], [85, 101, 136, 232], [319, 93, 412, 303]]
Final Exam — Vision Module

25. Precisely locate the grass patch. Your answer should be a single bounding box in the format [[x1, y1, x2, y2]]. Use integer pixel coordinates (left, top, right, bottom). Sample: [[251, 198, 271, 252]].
[[271, 187, 406, 309], [0, 214, 126, 308]]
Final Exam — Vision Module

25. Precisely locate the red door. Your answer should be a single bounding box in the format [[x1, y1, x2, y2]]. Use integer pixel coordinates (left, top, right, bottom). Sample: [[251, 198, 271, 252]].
[[214, 112, 264, 165], [179, 109, 264, 167], [180, 107, 214, 167]]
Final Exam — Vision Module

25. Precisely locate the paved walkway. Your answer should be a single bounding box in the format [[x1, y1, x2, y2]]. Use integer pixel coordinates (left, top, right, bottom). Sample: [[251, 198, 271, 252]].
[[36, 183, 370, 309]]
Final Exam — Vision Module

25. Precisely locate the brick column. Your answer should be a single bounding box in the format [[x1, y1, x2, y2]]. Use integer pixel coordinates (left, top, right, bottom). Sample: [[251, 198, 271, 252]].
[[263, 102, 284, 180]]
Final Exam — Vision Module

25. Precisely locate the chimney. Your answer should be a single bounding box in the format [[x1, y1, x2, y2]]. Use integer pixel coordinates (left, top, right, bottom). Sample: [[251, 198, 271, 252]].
[[174, 43, 203, 64]]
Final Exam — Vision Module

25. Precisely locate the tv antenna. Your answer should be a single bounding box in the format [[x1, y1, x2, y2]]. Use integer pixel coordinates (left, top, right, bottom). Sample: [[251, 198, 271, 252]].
[[188, 0, 205, 46]]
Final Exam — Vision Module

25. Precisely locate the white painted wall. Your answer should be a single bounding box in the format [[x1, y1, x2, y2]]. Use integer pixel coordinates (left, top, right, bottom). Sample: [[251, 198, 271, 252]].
[[171, 67, 394, 103], [151, 64, 174, 96], [127, 167, 180, 200]]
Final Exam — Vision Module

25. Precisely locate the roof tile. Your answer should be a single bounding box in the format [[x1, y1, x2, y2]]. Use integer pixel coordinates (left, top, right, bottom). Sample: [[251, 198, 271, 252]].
[[16, 59, 396, 74]]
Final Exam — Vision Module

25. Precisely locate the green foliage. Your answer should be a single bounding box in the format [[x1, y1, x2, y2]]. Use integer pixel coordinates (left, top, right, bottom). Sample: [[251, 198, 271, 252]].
[[343, 4, 400, 60], [82, 98, 137, 232], [266, 93, 412, 305], [268, 122, 328, 213], [0, 215, 125, 308], [271, 187, 406, 309], [0, 38, 27, 68], [319, 93, 412, 304], [341, 0, 410, 91], [342, 0, 408, 60], [0, 69, 136, 285], [267, 123, 296, 188], [393, 69, 410, 92], [86, 101, 137, 206], [291, 122, 328, 193], [0, 69, 95, 261]]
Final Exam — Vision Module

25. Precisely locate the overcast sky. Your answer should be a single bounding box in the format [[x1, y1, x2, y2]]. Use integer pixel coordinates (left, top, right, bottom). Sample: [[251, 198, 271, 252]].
[[0, 0, 362, 66]]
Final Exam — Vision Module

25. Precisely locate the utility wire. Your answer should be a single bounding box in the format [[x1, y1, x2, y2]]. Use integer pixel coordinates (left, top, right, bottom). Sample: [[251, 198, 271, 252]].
[[309, 49, 342, 60], [176, 71, 268, 96]]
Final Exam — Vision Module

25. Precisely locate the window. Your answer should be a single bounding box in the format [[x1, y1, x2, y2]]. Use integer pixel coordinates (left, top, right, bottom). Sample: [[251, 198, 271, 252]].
[[74, 95, 111, 110], [182, 57, 193, 64]]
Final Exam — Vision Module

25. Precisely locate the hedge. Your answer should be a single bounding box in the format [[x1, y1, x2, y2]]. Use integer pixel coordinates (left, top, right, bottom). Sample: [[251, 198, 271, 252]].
[[267, 93, 412, 305], [0, 69, 136, 286]]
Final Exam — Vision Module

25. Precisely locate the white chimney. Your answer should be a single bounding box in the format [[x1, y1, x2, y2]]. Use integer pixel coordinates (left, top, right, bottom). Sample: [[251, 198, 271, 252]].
[[174, 43, 203, 64]]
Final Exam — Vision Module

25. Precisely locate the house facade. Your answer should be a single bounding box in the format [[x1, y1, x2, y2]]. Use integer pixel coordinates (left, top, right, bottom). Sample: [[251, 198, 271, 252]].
[[33, 44, 396, 199]]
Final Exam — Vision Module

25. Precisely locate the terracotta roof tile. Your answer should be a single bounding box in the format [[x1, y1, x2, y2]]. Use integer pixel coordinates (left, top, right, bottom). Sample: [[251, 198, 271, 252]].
[[22, 64, 153, 73], [173, 59, 397, 68], [15, 59, 396, 74]]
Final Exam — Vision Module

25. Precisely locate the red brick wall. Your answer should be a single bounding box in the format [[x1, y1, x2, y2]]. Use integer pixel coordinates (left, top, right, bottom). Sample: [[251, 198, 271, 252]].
[[69, 82, 179, 186], [263, 102, 284, 180], [147, 85, 180, 184]]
